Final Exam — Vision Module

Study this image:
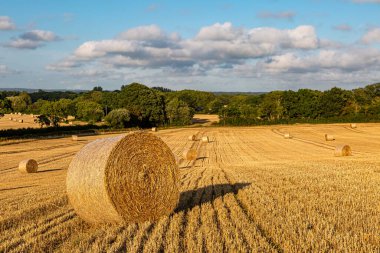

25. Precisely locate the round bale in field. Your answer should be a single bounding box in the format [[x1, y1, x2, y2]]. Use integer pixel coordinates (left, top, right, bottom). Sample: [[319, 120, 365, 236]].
[[183, 149, 197, 161], [334, 145, 352, 157], [19, 159, 38, 173], [152, 127, 157, 132], [188, 135, 196, 141], [202, 136, 209, 143], [18, 119, 23, 123], [72, 135, 78, 141], [350, 123, 357, 128], [325, 134, 335, 141], [66, 132, 179, 224], [284, 133, 292, 139]]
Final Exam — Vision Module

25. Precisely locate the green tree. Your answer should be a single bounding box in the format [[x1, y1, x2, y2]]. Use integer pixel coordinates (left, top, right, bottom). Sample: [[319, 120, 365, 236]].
[[319, 87, 355, 117], [166, 98, 194, 125], [104, 108, 131, 128], [259, 91, 284, 120], [76, 101, 104, 122], [118, 83, 165, 127]]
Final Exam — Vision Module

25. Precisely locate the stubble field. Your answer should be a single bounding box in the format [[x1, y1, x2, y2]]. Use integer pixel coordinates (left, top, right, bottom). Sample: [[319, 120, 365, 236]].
[[0, 122, 379, 252]]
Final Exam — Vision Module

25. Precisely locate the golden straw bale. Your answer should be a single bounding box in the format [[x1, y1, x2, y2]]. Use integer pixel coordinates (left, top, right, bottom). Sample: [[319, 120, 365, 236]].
[[182, 149, 197, 161], [202, 136, 209, 143], [9, 117, 12, 120], [325, 134, 335, 141], [72, 135, 78, 141], [18, 119, 23, 123], [188, 135, 196, 141], [284, 133, 292, 139], [350, 123, 357, 128], [66, 132, 179, 224], [19, 159, 38, 173], [334, 145, 352, 157], [151, 127, 157, 132]]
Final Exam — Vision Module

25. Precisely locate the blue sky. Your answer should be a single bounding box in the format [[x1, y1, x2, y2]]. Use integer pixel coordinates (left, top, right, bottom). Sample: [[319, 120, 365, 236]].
[[1, 0, 380, 91]]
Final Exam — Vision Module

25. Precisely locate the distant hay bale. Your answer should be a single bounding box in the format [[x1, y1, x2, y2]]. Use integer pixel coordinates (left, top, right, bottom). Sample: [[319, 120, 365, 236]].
[[325, 134, 335, 141], [350, 123, 357, 128], [152, 127, 157, 132], [18, 119, 23, 123], [69, 121, 73, 125], [334, 145, 352, 157], [182, 148, 197, 161], [19, 159, 38, 173], [202, 136, 209, 143], [284, 133, 292, 139], [188, 135, 196, 141], [72, 135, 79, 141], [66, 132, 179, 224], [9, 117, 12, 120]]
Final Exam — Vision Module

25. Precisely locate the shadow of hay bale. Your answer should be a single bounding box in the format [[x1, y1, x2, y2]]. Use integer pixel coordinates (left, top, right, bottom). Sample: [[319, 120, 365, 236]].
[[176, 182, 251, 212]]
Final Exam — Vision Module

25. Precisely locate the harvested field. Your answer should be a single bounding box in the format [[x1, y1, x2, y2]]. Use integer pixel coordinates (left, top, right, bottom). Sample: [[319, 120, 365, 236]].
[[0, 123, 379, 252]]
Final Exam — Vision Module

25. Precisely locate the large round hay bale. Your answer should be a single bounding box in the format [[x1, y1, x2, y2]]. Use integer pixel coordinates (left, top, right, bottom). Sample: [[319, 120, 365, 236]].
[[284, 133, 291, 139], [188, 135, 196, 141], [334, 145, 352, 157], [69, 121, 73, 125], [9, 117, 12, 120], [183, 149, 197, 161], [325, 134, 335, 141], [350, 123, 357, 128], [19, 159, 38, 173], [72, 135, 79, 141], [152, 127, 157, 132], [202, 136, 209, 143], [66, 132, 179, 224], [18, 119, 23, 123]]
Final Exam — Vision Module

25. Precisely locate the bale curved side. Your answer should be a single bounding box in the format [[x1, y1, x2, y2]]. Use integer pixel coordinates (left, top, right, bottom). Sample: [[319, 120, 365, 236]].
[[334, 145, 352, 156], [325, 134, 335, 141], [19, 159, 38, 173], [188, 135, 196, 141], [67, 132, 179, 224], [202, 136, 209, 143], [183, 149, 197, 161]]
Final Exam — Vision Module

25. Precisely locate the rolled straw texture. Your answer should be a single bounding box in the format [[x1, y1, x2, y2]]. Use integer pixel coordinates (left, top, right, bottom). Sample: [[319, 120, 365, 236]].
[[19, 159, 38, 173], [334, 145, 352, 157], [66, 132, 179, 224]]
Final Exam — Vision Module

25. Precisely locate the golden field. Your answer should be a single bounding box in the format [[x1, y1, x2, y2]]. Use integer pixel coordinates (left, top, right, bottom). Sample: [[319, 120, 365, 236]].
[[0, 122, 379, 252]]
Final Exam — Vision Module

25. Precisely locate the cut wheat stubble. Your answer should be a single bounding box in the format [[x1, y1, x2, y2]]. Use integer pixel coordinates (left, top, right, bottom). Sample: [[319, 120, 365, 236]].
[[66, 132, 180, 224]]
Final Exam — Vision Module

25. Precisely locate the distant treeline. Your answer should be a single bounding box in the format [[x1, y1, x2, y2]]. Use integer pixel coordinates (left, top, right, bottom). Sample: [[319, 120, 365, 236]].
[[1, 82, 379, 128]]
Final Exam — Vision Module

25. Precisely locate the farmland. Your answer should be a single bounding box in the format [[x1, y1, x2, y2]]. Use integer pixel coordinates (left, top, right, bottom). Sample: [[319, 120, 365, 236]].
[[0, 121, 379, 252]]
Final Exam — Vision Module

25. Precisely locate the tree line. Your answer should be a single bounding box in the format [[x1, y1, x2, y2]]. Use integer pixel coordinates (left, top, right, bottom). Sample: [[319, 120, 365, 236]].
[[0, 82, 379, 128]]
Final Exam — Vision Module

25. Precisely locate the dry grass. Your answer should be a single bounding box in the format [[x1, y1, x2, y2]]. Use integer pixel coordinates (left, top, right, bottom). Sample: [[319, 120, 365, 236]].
[[0, 123, 379, 252]]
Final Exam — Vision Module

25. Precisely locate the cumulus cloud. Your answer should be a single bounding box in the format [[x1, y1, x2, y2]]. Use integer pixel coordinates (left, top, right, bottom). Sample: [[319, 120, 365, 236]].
[[257, 11, 296, 21], [46, 22, 380, 89], [6, 30, 61, 49], [0, 16, 16, 30], [361, 28, 380, 44], [333, 24, 352, 32]]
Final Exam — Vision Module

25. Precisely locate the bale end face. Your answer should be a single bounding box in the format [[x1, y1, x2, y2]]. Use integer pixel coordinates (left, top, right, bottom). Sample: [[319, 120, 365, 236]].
[[334, 145, 352, 157], [151, 127, 157, 132], [350, 123, 357, 128], [72, 135, 78, 141], [325, 134, 335, 141], [188, 135, 196, 141], [284, 133, 291, 139], [66, 132, 179, 224], [19, 159, 38, 173], [183, 149, 197, 161]]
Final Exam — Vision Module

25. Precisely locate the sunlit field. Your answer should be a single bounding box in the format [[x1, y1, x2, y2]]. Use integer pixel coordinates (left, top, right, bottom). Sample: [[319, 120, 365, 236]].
[[1, 121, 379, 252]]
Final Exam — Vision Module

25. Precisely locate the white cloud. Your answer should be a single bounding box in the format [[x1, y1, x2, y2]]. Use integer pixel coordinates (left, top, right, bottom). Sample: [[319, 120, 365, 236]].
[[333, 24, 352, 32], [0, 16, 16, 30], [6, 30, 61, 49], [361, 28, 380, 44]]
